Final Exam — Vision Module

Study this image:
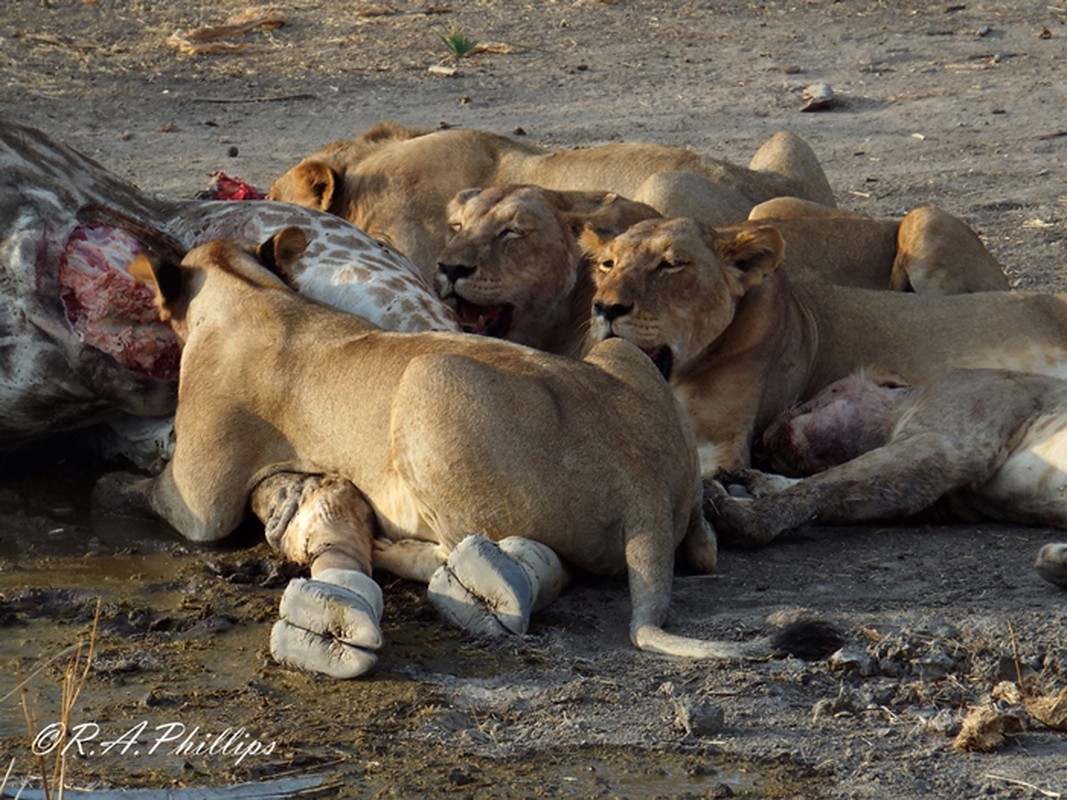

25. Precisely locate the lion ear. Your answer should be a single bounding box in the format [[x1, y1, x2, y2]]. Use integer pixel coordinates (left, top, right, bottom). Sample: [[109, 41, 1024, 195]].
[[714, 225, 785, 290], [268, 161, 337, 213], [447, 187, 483, 216], [578, 223, 615, 258], [257, 227, 310, 285], [129, 253, 183, 320]]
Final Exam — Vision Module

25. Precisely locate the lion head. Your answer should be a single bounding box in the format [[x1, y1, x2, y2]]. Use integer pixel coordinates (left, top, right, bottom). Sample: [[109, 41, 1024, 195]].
[[585, 218, 785, 380], [266, 121, 427, 216], [435, 185, 658, 351]]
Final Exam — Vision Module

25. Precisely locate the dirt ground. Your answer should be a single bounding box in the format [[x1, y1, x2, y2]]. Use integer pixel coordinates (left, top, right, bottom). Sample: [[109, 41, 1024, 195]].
[[2, 1, 1067, 798]]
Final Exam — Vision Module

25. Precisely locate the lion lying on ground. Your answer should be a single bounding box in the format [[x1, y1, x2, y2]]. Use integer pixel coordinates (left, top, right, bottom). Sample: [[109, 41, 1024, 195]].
[[747, 198, 1009, 293], [583, 217, 1067, 477], [435, 187, 1009, 356], [126, 226, 771, 678], [267, 121, 835, 276], [701, 367, 1067, 590]]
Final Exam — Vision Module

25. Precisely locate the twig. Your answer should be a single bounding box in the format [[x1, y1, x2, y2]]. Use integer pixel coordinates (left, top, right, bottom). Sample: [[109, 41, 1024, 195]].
[[1007, 619, 1025, 691], [0, 646, 79, 704], [0, 757, 15, 797], [985, 774, 1063, 798]]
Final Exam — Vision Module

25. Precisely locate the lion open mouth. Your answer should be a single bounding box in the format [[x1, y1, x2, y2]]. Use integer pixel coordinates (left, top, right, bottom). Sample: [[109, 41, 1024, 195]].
[[454, 297, 514, 338], [643, 345, 673, 380]]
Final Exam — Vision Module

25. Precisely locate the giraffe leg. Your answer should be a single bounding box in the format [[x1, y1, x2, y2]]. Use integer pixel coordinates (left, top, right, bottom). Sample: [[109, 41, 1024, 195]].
[[251, 473, 383, 678], [427, 535, 569, 636], [1036, 543, 1067, 589]]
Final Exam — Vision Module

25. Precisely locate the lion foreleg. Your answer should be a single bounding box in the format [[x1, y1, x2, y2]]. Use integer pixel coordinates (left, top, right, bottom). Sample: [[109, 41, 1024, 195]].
[[251, 472, 384, 679]]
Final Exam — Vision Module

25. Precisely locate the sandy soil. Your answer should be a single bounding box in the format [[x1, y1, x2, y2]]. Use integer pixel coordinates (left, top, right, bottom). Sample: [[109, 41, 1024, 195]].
[[1, 1, 1067, 798]]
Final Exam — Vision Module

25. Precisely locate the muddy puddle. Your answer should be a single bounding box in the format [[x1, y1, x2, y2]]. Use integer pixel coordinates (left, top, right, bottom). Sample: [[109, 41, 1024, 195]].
[[0, 462, 827, 798]]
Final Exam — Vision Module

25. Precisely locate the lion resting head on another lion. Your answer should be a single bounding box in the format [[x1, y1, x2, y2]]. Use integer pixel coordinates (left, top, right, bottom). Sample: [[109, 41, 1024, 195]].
[[435, 184, 660, 354]]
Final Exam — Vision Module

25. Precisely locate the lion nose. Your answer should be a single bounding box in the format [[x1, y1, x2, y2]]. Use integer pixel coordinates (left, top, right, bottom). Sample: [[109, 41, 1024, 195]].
[[437, 263, 476, 283], [593, 301, 633, 322]]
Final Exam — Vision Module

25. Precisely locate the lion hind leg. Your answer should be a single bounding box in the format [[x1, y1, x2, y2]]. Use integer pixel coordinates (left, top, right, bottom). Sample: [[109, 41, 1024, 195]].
[[747, 131, 836, 208], [892, 204, 1010, 294], [680, 505, 718, 573], [373, 538, 450, 583]]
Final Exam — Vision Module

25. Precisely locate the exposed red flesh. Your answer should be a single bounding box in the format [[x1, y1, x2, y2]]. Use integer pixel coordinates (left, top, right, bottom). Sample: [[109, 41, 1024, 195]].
[[58, 223, 181, 381], [195, 171, 266, 201]]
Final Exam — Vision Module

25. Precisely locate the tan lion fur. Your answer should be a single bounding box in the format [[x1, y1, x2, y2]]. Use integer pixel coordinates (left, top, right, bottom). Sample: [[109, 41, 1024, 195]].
[[433, 188, 1009, 359], [268, 122, 835, 276], [584, 217, 1067, 476], [133, 227, 768, 660], [436, 185, 660, 355], [748, 198, 1009, 293]]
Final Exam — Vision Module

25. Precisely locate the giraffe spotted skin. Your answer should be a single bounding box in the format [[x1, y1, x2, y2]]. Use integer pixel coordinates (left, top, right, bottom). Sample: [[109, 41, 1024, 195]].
[[0, 119, 457, 464]]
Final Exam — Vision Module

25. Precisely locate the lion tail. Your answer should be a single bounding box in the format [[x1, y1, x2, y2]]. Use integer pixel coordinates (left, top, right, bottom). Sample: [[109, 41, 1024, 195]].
[[633, 625, 773, 660]]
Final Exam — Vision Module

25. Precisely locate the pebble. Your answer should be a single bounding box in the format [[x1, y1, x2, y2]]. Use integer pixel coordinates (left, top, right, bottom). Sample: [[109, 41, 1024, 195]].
[[800, 83, 836, 112], [672, 696, 725, 737], [829, 647, 877, 677]]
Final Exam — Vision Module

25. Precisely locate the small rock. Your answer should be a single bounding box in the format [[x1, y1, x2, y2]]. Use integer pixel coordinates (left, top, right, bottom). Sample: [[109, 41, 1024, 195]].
[[829, 647, 877, 676], [916, 650, 960, 680], [914, 706, 961, 736], [227, 145, 239, 157], [672, 697, 725, 737], [800, 83, 835, 112]]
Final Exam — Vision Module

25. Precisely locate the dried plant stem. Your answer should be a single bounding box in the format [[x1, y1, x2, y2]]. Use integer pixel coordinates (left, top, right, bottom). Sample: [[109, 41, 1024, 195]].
[[16, 598, 101, 800]]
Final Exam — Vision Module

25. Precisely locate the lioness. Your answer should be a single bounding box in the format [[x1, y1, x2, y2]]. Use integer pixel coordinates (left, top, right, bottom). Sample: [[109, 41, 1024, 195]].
[[747, 200, 1009, 294], [584, 217, 1067, 476], [701, 367, 1067, 590], [130, 227, 765, 678], [267, 121, 835, 275], [435, 187, 1009, 358], [436, 185, 660, 355]]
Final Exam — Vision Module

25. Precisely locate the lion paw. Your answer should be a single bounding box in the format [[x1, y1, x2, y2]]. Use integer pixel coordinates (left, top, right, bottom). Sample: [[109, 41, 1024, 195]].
[[428, 535, 533, 636], [270, 568, 383, 679], [1036, 543, 1067, 589]]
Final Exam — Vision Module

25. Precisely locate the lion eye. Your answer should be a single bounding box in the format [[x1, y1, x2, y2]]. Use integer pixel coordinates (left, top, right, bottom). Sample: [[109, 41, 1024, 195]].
[[656, 260, 684, 273], [498, 228, 522, 241], [448, 222, 462, 233], [598, 259, 615, 272]]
